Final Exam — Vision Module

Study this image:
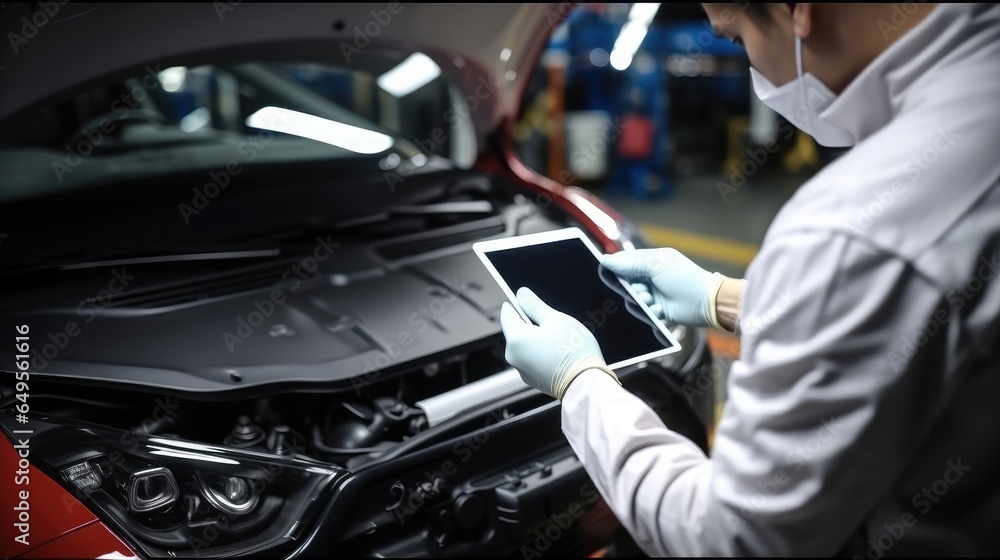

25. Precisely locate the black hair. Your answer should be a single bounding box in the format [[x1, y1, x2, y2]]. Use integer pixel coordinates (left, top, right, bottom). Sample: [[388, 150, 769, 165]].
[[742, 3, 797, 22]]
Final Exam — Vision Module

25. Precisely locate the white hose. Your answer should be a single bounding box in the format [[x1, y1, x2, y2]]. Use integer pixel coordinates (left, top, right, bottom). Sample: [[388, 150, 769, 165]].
[[415, 367, 530, 427]]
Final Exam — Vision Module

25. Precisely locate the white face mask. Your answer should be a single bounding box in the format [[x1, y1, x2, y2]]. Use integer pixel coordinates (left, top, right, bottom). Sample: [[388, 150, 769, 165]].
[[750, 36, 856, 148]]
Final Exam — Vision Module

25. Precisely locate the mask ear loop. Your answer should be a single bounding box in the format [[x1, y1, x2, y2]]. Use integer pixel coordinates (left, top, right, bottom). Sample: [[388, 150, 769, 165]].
[[795, 35, 807, 108]]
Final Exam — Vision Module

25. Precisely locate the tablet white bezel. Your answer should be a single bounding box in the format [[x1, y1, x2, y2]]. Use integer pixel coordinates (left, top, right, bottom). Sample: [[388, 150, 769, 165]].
[[473, 226, 681, 370]]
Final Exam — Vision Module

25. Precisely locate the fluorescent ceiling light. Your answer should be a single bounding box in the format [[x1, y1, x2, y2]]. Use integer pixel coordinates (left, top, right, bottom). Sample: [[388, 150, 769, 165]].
[[158, 66, 186, 93], [245, 106, 394, 155], [610, 21, 650, 71], [628, 2, 660, 26], [609, 50, 633, 71], [614, 20, 650, 56], [377, 52, 442, 97], [610, 3, 659, 71]]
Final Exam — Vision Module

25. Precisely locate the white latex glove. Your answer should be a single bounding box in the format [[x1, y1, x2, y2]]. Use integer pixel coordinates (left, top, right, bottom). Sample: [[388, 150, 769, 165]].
[[600, 248, 726, 329], [629, 281, 666, 322], [499, 287, 620, 400]]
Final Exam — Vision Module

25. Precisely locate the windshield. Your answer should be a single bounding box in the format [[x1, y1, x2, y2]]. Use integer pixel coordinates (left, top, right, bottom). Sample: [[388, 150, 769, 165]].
[[0, 58, 473, 202]]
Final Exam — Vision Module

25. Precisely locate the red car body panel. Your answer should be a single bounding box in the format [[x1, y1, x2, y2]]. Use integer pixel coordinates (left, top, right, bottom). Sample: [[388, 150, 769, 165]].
[[16, 522, 138, 560], [0, 435, 135, 559], [475, 117, 629, 255]]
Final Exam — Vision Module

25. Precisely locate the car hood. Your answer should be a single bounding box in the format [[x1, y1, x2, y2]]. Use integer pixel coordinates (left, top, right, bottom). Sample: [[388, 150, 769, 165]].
[[0, 2, 563, 148]]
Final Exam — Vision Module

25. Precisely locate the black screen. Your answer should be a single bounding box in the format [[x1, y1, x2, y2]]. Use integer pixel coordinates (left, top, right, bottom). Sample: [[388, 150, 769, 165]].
[[485, 238, 675, 366]]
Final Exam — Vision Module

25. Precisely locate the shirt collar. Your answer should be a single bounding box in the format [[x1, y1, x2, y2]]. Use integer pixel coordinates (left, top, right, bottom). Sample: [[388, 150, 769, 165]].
[[818, 4, 980, 146]]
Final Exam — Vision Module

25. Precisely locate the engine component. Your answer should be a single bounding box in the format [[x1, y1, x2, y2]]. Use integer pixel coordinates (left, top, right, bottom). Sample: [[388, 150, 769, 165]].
[[415, 367, 530, 427], [224, 415, 266, 448], [268, 424, 307, 455], [319, 397, 424, 453]]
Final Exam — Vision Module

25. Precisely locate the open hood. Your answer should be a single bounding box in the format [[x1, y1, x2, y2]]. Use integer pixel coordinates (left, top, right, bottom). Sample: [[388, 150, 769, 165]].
[[0, 2, 565, 148]]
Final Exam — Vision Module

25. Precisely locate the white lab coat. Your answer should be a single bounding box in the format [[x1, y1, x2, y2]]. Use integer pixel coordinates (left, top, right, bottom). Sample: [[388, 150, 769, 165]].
[[562, 4, 1000, 556]]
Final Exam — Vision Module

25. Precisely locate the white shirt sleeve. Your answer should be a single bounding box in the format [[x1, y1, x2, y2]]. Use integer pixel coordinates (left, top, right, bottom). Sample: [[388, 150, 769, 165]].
[[560, 231, 960, 556]]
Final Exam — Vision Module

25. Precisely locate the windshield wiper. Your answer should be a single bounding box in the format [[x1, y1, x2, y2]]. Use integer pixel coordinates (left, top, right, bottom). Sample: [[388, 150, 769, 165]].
[[331, 201, 494, 230], [0, 248, 283, 280], [57, 249, 281, 270]]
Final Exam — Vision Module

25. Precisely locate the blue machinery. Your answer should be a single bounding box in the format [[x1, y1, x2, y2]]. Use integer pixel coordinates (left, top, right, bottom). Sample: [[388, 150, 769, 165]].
[[549, 7, 747, 199]]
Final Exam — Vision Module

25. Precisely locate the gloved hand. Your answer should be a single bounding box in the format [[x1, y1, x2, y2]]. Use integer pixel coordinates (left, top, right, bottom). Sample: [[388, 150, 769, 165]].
[[499, 287, 621, 400], [600, 248, 727, 329]]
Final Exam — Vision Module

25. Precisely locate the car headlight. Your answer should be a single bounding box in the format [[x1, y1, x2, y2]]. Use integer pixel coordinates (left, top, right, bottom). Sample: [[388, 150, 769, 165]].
[[1, 410, 344, 558]]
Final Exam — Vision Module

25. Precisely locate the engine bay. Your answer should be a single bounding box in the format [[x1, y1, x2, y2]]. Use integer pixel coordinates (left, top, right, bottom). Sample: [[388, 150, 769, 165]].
[[7, 337, 708, 558], [0, 168, 714, 557]]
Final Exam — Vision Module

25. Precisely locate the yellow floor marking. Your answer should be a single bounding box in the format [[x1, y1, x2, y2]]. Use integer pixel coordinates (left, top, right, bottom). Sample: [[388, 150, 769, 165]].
[[640, 223, 760, 268]]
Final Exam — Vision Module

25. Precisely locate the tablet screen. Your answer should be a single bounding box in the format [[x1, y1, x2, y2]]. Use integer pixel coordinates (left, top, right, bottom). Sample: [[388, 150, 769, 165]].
[[479, 234, 679, 369]]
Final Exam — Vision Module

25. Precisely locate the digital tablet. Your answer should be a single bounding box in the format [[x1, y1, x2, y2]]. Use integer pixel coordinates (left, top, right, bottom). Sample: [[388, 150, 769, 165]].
[[473, 227, 681, 370]]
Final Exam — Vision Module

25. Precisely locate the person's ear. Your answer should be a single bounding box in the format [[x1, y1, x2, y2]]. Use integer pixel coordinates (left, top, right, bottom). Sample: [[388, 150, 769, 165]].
[[791, 3, 813, 39]]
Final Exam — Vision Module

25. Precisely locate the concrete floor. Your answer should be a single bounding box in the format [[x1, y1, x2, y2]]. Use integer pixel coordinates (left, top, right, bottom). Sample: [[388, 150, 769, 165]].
[[600, 170, 811, 278]]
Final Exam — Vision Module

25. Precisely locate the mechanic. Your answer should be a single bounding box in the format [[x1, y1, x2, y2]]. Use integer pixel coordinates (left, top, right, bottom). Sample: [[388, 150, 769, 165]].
[[500, 3, 999, 556]]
